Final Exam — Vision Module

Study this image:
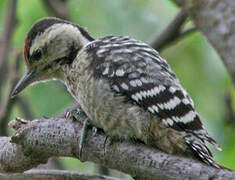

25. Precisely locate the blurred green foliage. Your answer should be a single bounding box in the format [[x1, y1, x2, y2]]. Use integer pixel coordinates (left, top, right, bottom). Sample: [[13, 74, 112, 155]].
[[0, 0, 234, 175]]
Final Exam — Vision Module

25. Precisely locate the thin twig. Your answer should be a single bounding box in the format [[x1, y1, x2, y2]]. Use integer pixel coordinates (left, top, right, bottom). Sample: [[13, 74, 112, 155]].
[[0, 50, 21, 135], [225, 93, 235, 126], [0, 0, 17, 88], [148, 10, 196, 51], [0, 0, 18, 135], [178, 27, 197, 41], [41, 0, 69, 20]]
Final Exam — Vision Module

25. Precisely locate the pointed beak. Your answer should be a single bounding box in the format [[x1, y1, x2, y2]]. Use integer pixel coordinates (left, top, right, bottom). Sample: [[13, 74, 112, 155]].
[[11, 70, 36, 98]]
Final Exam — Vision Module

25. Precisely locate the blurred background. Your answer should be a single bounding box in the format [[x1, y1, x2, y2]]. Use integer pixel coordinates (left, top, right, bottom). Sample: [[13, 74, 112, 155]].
[[0, 0, 234, 178]]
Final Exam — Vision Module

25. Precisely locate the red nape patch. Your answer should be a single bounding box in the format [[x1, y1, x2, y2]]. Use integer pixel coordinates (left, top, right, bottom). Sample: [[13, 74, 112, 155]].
[[23, 39, 31, 60]]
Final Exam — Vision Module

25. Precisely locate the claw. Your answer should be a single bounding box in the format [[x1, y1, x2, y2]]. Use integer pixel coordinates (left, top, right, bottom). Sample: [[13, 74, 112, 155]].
[[92, 126, 98, 136], [64, 108, 96, 160], [103, 135, 110, 155], [65, 108, 81, 120], [65, 111, 71, 119], [78, 118, 89, 160]]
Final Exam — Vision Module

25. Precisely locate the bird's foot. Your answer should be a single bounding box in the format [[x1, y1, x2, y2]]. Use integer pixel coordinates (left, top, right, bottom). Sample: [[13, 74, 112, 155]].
[[92, 126, 98, 137], [65, 108, 90, 160], [78, 120, 99, 160], [78, 118, 89, 160], [65, 108, 85, 121]]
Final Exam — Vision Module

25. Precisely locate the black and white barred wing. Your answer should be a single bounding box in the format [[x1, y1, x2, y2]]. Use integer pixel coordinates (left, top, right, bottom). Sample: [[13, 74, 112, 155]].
[[87, 36, 220, 150]]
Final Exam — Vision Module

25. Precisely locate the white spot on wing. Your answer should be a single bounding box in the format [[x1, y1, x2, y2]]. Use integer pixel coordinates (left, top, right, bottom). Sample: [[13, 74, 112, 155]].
[[130, 80, 137, 87], [165, 118, 174, 126], [169, 87, 177, 93], [131, 94, 138, 102], [147, 105, 159, 114], [131, 85, 166, 102], [173, 111, 196, 124], [120, 83, 129, 90], [144, 85, 165, 97], [116, 69, 125, 77], [135, 92, 142, 101], [139, 90, 147, 98], [153, 85, 165, 96], [136, 79, 142, 86], [102, 67, 109, 75], [140, 77, 149, 83], [148, 107, 154, 113], [130, 79, 143, 87], [158, 96, 181, 110], [152, 105, 159, 112], [112, 85, 120, 92], [182, 98, 190, 105], [108, 71, 115, 77]]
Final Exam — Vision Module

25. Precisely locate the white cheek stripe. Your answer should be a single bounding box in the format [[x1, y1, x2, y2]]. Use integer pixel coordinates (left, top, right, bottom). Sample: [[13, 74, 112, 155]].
[[30, 23, 89, 57]]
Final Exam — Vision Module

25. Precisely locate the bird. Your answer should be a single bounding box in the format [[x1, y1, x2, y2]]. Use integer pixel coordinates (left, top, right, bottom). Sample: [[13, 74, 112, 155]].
[[11, 17, 222, 168]]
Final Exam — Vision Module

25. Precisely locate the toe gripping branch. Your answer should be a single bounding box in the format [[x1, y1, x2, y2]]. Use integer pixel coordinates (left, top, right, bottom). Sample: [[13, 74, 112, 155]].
[[65, 107, 98, 160]]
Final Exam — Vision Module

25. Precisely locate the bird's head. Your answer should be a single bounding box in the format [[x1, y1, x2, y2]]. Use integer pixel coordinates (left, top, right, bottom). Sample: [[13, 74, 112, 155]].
[[11, 17, 94, 97]]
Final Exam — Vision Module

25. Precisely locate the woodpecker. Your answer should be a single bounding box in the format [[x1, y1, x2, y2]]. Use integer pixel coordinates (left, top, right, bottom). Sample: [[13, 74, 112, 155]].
[[11, 17, 222, 168]]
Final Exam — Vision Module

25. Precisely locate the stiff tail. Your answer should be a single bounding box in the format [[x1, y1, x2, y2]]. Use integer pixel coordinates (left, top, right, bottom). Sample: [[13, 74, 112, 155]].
[[148, 121, 224, 169], [185, 134, 222, 168]]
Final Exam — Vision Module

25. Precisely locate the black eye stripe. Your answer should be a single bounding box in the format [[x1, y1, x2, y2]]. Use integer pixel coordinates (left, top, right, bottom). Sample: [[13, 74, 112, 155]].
[[31, 49, 42, 61]]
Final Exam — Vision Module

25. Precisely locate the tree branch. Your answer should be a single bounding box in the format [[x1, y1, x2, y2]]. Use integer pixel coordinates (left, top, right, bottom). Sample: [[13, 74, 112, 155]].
[[0, 0, 18, 135], [0, 169, 119, 180], [0, 106, 234, 179], [172, 0, 235, 84], [0, 0, 17, 88], [41, 0, 69, 20], [148, 10, 196, 51], [0, 50, 21, 135]]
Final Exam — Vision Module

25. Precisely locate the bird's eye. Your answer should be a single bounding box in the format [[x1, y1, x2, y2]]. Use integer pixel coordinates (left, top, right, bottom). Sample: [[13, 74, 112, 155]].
[[31, 49, 42, 61]]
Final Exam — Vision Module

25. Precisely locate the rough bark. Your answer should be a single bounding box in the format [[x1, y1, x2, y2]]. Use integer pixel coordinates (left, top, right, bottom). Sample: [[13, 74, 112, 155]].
[[173, 0, 235, 84], [0, 169, 118, 180], [0, 107, 234, 180]]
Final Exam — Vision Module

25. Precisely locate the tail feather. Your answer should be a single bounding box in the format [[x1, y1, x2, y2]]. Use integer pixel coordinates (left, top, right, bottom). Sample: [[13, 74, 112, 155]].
[[148, 121, 224, 169], [185, 134, 221, 168], [205, 135, 222, 151], [189, 128, 222, 151]]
